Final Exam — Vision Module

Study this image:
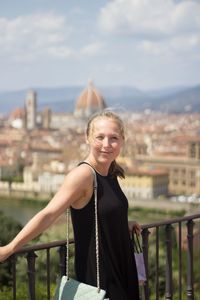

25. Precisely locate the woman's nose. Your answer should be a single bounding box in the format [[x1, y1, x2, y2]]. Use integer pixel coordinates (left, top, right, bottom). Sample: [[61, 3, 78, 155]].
[[103, 137, 110, 147]]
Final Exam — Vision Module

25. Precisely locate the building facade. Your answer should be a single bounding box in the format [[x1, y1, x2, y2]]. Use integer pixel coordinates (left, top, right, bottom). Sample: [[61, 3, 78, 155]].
[[135, 140, 200, 195], [119, 169, 169, 200]]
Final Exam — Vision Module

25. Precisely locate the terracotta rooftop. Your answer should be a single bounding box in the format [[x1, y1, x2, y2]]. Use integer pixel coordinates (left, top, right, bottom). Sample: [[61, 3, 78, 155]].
[[75, 81, 106, 111]]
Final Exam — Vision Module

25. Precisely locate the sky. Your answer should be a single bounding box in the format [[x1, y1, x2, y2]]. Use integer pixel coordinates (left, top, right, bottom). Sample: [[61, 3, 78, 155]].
[[0, 0, 200, 92]]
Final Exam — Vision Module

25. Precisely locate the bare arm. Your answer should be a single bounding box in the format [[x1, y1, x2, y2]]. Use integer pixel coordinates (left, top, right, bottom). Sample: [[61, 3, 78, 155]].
[[0, 165, 93, 262]]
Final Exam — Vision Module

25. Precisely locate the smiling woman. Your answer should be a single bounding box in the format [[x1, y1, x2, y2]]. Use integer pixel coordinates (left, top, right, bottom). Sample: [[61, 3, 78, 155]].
[[69, 110, 140, 299]]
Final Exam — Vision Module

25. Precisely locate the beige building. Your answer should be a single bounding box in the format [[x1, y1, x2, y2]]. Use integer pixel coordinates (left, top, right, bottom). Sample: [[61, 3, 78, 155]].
[[119, 168, 169, 200], [135, 140, 200, 196], [42, 107, 52, 129]]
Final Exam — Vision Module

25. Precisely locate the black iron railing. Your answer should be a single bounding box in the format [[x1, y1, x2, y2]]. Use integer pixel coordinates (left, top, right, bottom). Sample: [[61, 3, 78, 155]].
[[1, 213, 200, 300], [141, 213, 200, 300]]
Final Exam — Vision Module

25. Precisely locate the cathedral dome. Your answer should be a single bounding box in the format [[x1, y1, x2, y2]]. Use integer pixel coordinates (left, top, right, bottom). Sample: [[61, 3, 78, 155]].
[[74, 81, 106, 117]]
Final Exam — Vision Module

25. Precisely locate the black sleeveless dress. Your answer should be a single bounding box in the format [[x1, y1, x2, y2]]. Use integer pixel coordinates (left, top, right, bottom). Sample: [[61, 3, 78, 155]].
[[71, 165, 139, 300]]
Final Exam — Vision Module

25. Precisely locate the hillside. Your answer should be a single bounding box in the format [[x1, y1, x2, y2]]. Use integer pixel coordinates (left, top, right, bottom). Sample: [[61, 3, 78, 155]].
[[0, 84, 200, 115]]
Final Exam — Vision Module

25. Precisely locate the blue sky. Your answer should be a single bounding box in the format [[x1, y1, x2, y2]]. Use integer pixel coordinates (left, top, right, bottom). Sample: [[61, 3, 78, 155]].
[[0, 0, 200, 91]]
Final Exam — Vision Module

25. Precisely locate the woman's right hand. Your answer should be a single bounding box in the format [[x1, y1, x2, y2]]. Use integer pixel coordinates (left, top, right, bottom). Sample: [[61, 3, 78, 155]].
[[0, 245, 13, 263]]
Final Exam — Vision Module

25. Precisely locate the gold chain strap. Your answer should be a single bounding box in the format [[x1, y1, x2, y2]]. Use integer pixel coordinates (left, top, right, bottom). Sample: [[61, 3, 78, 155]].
[[66, 167, 101, 292]]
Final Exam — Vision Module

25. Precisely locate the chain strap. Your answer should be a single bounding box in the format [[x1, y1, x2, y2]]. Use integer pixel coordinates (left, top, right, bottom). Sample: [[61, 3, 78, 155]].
[[94, 179, 100, 292], [66, 167, 101, 292], [66, 208, 70, 280]]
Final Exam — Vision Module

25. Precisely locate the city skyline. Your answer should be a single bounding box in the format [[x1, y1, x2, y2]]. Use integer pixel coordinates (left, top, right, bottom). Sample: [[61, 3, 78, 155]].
[[0, 0, 200, 92]]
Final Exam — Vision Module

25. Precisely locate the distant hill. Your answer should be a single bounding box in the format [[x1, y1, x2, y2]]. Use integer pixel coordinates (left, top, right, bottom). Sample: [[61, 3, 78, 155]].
[[0, 87, 83, 114], [0, 84, 200, 115], [157, 85, 200, 113]]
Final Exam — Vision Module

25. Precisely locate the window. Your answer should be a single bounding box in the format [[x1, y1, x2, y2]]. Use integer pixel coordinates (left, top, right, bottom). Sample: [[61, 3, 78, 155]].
[[190, 143, 196, 158]]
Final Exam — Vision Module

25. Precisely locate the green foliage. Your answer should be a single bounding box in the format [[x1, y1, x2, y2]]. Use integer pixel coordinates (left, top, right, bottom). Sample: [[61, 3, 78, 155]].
[[128, 206, 186, 224], [0, 211, 23, 287], [0, 211, 22, 245], [1, 175, 23, 183], [0, 281, 56, 300]]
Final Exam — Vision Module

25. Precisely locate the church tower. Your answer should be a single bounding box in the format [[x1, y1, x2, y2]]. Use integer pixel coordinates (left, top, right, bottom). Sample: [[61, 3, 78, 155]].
[[25, 90, 37, 130]]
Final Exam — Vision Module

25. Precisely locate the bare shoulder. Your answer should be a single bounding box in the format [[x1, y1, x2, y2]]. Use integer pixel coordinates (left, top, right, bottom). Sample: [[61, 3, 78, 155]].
[[62, 163, 94, 191], [59, 163, 94, 208]]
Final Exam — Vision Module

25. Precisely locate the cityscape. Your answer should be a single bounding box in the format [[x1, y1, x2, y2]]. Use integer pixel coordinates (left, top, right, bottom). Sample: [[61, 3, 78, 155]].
[[1, 1, 200, 298], [0, 81, 200, 208], [1, 82, 200, 299]]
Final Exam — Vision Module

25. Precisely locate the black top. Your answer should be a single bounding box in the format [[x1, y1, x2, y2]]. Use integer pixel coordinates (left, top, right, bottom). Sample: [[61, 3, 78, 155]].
[[71, 163, 139, 300]]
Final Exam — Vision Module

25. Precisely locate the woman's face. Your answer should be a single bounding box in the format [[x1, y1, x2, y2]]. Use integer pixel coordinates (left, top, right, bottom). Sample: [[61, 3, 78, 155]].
[[87, 117, 124, 164]]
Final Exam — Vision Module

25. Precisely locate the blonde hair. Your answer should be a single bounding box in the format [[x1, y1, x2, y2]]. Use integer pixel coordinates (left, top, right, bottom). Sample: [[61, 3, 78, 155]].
[[86, 110, 125, 178]]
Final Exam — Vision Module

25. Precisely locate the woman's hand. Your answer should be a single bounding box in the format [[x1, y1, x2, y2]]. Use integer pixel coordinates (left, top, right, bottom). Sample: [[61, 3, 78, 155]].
[[128, 220, 141, 235], [0, 245, 13, 263]]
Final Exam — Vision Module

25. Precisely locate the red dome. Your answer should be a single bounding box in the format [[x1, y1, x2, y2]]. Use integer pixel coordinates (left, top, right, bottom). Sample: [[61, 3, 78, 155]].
[[75, 81, 106, 116]]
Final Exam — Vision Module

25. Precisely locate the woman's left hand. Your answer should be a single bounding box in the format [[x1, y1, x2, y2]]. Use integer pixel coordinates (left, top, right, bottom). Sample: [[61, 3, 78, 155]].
[[128, 221, 141, 235]]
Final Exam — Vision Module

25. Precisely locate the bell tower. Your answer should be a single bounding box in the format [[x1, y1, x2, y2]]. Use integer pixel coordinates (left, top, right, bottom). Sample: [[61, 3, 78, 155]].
[[25, 90, 37, 130]]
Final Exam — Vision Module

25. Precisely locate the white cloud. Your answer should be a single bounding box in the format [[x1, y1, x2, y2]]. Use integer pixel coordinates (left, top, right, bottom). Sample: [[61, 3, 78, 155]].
[[47, 46, 74, 59], [139, 34, 200, 58], [80, 42, 104, 56], [0, 12, 105, 63], [0, 12, 72, 62], [99, 0, 200, 57], [99, 0, 200, 37]]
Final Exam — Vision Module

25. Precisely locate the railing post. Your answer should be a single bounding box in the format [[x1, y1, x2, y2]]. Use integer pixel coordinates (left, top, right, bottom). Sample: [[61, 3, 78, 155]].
[[178, 222, 182, 300], [46, 249, 51, 300], [11, 254, 17, 300], [165, 224, 173, 300], [26, 251, 38, 300], [142, 228, 150, 300], [186, 220, 194, 300], [58, 244, 67, 276], [155, 227, 159, 300]]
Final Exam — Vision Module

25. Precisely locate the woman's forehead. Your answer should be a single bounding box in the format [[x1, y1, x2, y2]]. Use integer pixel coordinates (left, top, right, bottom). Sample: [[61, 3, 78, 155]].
[[90, 119, 123, 137], [92, 118, 120, 129]]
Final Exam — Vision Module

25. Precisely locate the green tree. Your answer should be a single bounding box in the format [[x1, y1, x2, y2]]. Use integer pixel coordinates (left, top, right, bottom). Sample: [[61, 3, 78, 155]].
[[0, 211, 22, 287]]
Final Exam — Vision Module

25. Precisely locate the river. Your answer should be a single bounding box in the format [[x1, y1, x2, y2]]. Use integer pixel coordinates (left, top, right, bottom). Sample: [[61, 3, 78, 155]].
[[0, 197, 46, 225]]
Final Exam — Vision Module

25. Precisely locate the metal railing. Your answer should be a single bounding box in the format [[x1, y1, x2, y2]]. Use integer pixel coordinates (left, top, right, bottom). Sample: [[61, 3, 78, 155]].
[[1, 213, 200, 300], [141, 213, 200, 300]]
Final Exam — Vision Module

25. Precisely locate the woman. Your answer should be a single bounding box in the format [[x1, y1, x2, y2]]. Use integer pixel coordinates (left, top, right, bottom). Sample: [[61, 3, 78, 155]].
[[0, 110, 140, 299]]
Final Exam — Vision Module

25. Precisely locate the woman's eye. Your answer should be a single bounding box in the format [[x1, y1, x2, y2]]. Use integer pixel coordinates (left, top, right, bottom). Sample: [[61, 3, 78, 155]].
[[96, 136, 104, 140]]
